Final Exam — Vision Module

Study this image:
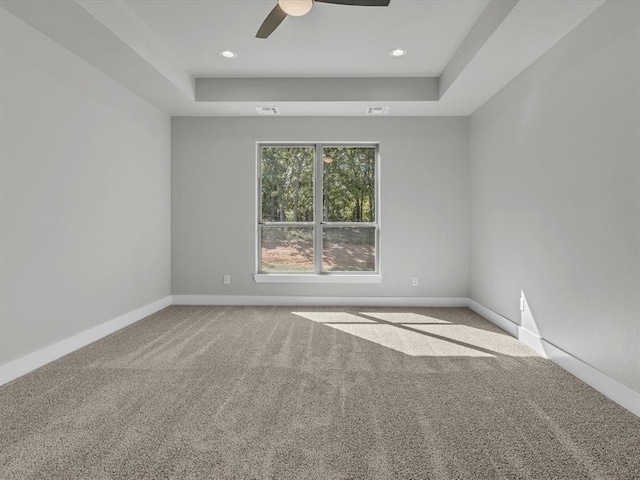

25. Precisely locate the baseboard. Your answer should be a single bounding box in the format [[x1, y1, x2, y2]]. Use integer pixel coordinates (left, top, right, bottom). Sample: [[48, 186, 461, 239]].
[[171, 295, 469, 307], [3, 294, 637, 418], [539, 337, 640, 417], [467, 299, 520, 337], [517, 326, 546, 354], [0, 296, 172, 387], [467, 298, 640, 418]]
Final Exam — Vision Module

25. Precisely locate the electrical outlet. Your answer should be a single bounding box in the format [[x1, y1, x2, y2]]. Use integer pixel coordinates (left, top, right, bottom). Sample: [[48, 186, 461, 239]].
[[223, 275, 231, 285], [519, 297, 525, 312], [412, 277, 419, 287]]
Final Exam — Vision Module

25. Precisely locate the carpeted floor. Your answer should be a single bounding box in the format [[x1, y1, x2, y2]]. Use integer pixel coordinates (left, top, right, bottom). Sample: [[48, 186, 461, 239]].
[[1, 306, 639, 479]]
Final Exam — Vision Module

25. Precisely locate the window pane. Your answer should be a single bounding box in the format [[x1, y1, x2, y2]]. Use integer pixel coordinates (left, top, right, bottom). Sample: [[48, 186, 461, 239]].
[[261, 226, 314, 272], [323, 147, 376, 222], [261, 147, 314, 222], [322, 227, 376, 272]]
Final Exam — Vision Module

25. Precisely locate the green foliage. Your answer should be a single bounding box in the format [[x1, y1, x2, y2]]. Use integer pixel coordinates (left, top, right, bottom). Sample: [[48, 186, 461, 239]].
[[261, 147, 314, 222], [260, 145, 376, 224], [323, 147, 376, 222]]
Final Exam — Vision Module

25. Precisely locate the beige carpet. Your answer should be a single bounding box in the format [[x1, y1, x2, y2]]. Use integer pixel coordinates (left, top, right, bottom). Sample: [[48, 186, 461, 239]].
[[1, 306, 639, 479]]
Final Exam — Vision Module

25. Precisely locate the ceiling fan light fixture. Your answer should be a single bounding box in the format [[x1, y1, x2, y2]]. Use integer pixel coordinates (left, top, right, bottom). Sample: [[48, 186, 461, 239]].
[[278, 0, 313, 16], [389, 48, 407, 57]]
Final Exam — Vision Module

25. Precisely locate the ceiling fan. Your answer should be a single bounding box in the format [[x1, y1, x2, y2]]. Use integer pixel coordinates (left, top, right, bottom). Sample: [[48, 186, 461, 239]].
[[256, 0, 391, 39]]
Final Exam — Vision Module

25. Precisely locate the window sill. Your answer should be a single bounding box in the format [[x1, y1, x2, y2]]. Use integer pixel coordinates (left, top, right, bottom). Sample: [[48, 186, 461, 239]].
[[253, 274, 382, 284]]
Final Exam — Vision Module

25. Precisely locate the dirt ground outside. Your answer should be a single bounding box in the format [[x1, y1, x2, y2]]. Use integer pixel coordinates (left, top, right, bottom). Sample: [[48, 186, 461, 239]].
[[261, 240, 375, 272]]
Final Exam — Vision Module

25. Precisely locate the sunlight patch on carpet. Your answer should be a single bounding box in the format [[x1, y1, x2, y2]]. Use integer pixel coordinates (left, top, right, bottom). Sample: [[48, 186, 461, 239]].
[[292, 312, 376, 323], [324, 323, 494, 357], [360, 312, 451, 324]]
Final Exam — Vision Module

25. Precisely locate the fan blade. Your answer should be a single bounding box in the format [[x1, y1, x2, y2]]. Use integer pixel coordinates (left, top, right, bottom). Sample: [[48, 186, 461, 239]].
[[256, 4, 288, 38], [314, 0, 390, 6]]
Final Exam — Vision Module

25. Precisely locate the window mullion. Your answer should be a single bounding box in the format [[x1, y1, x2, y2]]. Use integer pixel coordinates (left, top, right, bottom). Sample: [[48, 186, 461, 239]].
[[314, 144, 324, 274]]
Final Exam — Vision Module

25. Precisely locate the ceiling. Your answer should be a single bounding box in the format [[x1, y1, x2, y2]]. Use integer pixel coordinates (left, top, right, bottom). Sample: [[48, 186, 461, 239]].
[[0, 0, 606, 116], [124, 0, 488, 78]]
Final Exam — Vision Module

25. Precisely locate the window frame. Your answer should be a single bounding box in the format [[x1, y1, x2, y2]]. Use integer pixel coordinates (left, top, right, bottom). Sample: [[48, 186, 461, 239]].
[[254, 142, 381, 283]]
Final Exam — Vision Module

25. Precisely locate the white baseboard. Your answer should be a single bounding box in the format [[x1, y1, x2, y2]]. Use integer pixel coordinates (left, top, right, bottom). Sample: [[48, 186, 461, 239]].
[[3, 294, 637, 418], [171, 295, 469, 307], [539, 338, 640, 417], [467, 298, 640, 418], [467, 299, 520, 337], [0, 296, 172, 387], [517, 327, 546, 354]]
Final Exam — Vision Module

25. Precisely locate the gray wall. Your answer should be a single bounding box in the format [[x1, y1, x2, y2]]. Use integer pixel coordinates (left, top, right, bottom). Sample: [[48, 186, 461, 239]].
[[0, 9, 171, 365], [172, 117, 469, 298], [469, 1, 640, 392]]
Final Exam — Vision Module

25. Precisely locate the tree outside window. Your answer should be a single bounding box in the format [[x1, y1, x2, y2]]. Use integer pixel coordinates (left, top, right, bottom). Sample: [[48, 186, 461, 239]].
[[258, 144, 378, 274]]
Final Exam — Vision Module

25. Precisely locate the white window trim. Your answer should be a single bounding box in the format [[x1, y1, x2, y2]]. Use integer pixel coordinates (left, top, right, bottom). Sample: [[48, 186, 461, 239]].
[[255, 142, 381, 283], [253, 273, 382, 284]]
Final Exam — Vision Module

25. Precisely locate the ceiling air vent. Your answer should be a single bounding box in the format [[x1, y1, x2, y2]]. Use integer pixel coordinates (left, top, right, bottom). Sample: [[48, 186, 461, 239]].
[[366, 107, 389, 115], [256, 107, 280, 115]]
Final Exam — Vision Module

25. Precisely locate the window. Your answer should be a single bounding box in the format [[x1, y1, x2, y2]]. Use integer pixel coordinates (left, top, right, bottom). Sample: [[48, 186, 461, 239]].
[[256, 144, 379, 281]]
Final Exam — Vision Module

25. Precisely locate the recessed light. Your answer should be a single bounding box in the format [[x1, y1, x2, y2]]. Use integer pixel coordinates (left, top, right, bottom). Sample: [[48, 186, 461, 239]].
[[219, 50, 237, 59], [389, 48, 407, 57]]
